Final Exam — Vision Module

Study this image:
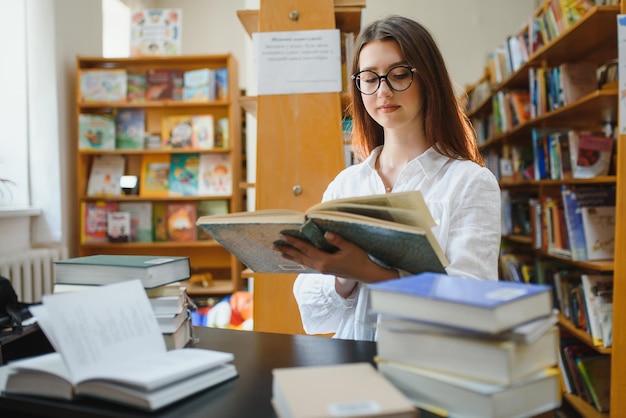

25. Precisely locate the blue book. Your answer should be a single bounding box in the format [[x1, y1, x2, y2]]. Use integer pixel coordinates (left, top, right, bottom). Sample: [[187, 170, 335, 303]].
[[368, 273, 553, 334], [561, 184, 616, 261]]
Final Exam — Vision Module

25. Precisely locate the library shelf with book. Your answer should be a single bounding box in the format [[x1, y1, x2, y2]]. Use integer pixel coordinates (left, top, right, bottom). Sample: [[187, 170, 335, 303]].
[[463, 2, 624, 417], [236, 0, 365, 335], [75, 54, 244, 297]]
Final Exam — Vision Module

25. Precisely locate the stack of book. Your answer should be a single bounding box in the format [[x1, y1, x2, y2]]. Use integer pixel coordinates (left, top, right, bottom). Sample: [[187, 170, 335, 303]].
[[368, 273, 562, 418], [53, 254, 194, 350], [4, 280, 236, 411]]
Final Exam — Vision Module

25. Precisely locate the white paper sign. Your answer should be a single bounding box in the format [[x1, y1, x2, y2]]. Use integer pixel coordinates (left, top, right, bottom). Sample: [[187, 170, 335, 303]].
[[253, 29, 342, 95], [617, 15, 626, 133]]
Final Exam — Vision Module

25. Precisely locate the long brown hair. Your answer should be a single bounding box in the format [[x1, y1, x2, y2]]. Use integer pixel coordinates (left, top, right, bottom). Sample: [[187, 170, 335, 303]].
[[348, 15, 483, 166]]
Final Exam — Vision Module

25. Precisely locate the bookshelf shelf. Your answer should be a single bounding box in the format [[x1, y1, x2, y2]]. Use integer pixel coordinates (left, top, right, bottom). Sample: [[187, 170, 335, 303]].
[[466, 1, 621, 415], [559, 313, 611, 355], [563, 393, 609, 418], [78, 100, 230, 109], [476, 89, 617, 147], [75, 54, 244, 297]]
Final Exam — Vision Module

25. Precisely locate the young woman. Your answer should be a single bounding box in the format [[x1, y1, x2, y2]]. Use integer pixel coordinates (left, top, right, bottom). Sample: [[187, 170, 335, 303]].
[[274, 15, 501, 341]]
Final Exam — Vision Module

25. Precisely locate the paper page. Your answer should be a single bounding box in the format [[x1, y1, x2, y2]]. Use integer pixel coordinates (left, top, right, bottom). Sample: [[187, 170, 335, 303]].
[[36, 280, 165, 382], [253, 29, 342, 95]]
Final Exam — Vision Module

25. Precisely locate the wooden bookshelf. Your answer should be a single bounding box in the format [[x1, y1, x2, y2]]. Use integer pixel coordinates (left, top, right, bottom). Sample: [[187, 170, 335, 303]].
[[465, 2, 621, 416], [75, 55, 244, 296], [236, 0, 365, 334]]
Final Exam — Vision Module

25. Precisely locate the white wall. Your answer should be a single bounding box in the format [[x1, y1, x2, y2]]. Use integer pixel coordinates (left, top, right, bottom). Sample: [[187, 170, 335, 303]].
[[53, 0, 103, 257], [362, 0, 538, 91]]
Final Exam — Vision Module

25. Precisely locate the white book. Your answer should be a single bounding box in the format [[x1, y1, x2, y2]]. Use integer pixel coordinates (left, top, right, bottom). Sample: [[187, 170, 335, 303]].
[[5, 280, 236, 411], [377, 360, 561, 418], [86, 154, 125, 197], [376, 315, 559, 386], [581, 206, 615, 260], [156, 308, 188, 333]]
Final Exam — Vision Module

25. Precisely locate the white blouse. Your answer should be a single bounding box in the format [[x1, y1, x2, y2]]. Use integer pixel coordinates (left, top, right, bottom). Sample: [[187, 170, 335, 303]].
[[293, 146, 502, 341]]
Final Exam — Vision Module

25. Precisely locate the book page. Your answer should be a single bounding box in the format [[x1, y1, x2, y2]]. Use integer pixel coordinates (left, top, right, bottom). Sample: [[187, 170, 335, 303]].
[[34, 280, 165, 383], [310, 190, 436, 228]]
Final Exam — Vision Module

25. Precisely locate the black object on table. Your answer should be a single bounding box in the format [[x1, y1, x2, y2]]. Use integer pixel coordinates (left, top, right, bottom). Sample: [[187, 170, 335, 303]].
[[0, 326, 380, 418]]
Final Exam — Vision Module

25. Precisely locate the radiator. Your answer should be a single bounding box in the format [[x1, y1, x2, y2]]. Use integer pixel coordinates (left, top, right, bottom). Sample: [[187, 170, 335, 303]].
[[0, 246, 68, 303]]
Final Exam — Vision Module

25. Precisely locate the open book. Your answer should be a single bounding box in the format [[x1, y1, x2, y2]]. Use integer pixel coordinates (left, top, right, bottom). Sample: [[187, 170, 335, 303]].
[[3, 281, 237, 411], [197, 190, 448, 274]]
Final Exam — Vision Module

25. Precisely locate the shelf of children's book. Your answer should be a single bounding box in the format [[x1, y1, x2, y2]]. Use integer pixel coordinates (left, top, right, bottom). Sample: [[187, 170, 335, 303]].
[[78, 53, 234, 66], [492, 5, 619, 95], [80, 240, 225, 249], [563, 392, 609, 418], [81, 195, 233, 202], [478, 89, 618, 149], [537, 251, 614, 272], [79, 148, 231, 155], [78, 100, 230, 109], [559, 313, 612, 355]]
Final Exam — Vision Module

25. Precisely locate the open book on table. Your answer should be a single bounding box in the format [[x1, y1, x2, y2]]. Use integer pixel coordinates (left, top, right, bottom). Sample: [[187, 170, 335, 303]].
[[3, 280, 237, 411], [197, 190, 448, 274]]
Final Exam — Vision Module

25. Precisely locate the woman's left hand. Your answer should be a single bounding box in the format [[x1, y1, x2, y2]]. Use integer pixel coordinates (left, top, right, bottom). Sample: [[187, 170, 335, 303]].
[[273, 231, 397, 284]]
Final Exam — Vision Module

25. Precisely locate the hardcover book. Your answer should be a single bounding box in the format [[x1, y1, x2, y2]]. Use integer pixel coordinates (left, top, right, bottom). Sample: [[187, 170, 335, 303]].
[[581, 206, 615, 260], [78, 114, 116, 150], [215, 67, 229, 100], [183, 68, 214, 87], [376, 315, 558, 386], [156, 308, 188, 334], [53, 255, 191, 288], [4, 280, 236, 411], [368, 272, 553, 334], [197, 190, 448, 274], [560, 184, 616, 261], [146, 69, 183, 101], [166, 202, 198, 242], [127, 73, 147, 102], [161, 115, 194, 149], [163, 317, 193, 350], [118, 202, 153, 242], [115, 109, 145, 149], [169, 153, 200, 196], [271, 363, 417, 418], [580, 274, 613, 347], [81, 201, 118, 243], [198, 153, 232, 195], [152, 202, 169, 241], [569, 131, 614, 179], [79, 69, 128, 103], [139, 154, 171, 197], [86, 155, 126, 197], [215, 117, 229, 148], [191, 115, 215, 149], [106, 211, 131, 243], [196, 200, 229, 240], [377, 361, 561, 418]]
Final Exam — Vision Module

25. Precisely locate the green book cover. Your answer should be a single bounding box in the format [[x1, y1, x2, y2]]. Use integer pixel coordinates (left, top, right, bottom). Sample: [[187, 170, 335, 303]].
[[54, 255, 190, 288], [198, 191, 448, 275]]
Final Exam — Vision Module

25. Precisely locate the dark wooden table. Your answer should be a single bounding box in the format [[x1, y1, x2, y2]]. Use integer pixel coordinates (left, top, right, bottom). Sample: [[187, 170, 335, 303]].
[[0, 326, 379, 417]]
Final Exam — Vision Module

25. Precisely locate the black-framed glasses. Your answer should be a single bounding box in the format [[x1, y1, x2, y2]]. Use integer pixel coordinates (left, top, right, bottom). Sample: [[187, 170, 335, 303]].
[[351, 66, 416, 95]]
